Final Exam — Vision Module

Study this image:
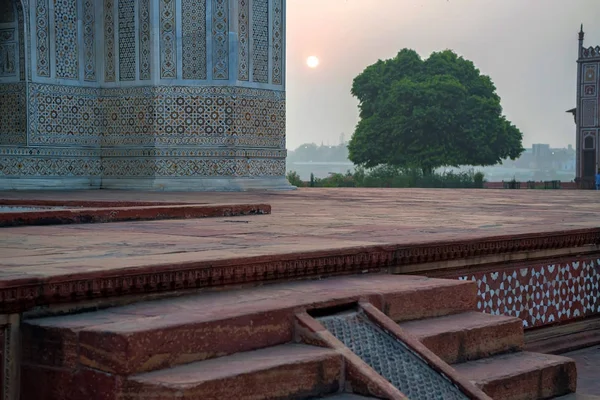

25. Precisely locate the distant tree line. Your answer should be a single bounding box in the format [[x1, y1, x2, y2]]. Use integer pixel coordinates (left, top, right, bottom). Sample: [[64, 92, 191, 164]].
[[287, 143, 350, 163]]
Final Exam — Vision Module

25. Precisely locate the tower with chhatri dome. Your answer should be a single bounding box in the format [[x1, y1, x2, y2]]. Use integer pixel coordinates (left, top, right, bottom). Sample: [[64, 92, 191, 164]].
[[0, 0, 292, 190], [571, 25, 600, 188]]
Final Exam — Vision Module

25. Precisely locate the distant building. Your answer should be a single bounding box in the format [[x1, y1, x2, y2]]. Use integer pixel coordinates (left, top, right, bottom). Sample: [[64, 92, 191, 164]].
[[570, 26, 600, 188]]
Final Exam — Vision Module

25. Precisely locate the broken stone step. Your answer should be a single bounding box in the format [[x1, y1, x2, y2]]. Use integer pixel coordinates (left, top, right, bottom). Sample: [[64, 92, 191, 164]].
[[452, 351, 577, 400], [22, 275, 476, 375], [399, 311, 524, 364], [124, 344, 342, 400]]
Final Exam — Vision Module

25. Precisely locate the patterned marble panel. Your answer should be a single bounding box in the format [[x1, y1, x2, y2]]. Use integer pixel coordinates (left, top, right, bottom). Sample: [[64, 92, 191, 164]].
[[212, 0, 228, 80], [0, 82, 26, 145], [584, 84, 596, 97], [0, 155, 102, 177], [101, 86, 285, 148], [582, 99, 597, 127], [457, 257, 600, 329], [83, 0, 96, 81], [182, 0, 207, 80], [54, 0, 79, 79], [0, 29, 17, 77], [104, 0, 115, 82], [0, 146, 101, 178], [584, 64, 597, 83], [100, 156, 285, 177], [35, 0, 50, 77], [238, 0, 249, 81], [138, 0, 151, 80], [252, 0, 268, 83], [118, 0, 136, 81], [271, 0, 283, 85], [159, 0, 176, 79], [100, 86, 155, 147], [28, 83, 101, 146]]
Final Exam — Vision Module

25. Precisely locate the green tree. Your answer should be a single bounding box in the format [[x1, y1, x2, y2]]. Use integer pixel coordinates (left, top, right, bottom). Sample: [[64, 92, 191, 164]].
[[348, 49, 524, 175]]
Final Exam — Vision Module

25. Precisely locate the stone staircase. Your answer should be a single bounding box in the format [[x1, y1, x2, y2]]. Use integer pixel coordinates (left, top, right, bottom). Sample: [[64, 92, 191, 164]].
[[20, 274, 577, 400]]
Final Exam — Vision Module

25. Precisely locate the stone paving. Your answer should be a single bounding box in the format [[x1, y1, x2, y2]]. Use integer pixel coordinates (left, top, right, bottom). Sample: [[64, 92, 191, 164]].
[[1, 188, 599, 285], [563, 345, 600, 396]]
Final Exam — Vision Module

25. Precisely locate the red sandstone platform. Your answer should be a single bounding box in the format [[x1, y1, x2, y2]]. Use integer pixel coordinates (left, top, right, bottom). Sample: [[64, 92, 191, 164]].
[[1, 188, 600, 313]]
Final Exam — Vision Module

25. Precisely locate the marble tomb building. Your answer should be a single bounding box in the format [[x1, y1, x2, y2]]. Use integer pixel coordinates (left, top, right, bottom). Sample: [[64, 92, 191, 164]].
[[0, 0, 291, 190]]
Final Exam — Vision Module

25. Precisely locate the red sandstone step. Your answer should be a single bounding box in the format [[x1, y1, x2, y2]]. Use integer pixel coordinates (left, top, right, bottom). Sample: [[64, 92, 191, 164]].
[[452, 351, 577, 400], [123, 344, 342, 400], [22, 275, 476, 375], [399, 311, 524, 364]]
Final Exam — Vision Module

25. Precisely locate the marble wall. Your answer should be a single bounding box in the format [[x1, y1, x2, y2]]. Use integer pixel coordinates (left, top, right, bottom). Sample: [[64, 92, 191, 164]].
[[0, 0, 289, 190]]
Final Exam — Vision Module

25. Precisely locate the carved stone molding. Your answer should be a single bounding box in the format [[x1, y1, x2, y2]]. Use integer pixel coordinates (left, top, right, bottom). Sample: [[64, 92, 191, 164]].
[[1, 228, 600, 314]]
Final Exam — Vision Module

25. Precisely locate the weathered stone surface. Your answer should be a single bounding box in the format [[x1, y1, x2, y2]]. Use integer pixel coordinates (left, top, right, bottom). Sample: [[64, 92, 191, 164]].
[[21, 365, 123, 400], [384, 279, 477, 322], [453, 351, 577, 400], [123, 344, 342, 400], [563, 346, 600, 397], [0, 203, 271, 227], [399, 311, 524, 364], [24, 275, 469, 375]]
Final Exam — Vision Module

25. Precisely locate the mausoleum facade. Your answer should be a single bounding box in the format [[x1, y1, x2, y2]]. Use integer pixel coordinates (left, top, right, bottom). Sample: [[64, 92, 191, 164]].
[[0, 0, 291, 190]]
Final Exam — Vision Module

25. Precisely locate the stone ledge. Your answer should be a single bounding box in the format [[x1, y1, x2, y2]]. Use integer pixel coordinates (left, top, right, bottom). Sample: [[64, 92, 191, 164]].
[[2, 227, 600, 314]]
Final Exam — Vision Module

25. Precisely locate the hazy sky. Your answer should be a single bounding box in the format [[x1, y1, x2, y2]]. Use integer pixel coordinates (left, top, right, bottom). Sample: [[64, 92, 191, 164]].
[[285, 0, 600, 150]]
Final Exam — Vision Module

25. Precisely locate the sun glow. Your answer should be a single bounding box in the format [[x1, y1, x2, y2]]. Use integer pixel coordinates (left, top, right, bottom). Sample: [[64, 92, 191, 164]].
[[306, 56, 320, 68]]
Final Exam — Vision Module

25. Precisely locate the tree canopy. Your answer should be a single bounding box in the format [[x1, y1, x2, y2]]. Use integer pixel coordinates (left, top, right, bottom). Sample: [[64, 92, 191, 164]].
[[348, 49, 524, 174]]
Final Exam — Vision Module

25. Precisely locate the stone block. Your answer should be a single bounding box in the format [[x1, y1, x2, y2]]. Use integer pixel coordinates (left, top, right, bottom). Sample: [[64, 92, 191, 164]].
[[399, 311, 524, 364]]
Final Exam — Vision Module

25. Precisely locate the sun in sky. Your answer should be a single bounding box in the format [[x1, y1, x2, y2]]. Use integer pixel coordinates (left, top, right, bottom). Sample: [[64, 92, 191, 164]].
[[306, 56, 320, 69]]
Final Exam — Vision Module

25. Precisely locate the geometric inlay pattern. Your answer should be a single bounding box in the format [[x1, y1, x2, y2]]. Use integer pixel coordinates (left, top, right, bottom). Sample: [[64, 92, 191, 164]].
[[238, 0, 249, 81], [138, 0, 151, 80], [0, 82, 27, 145], [28, 83, 101, 146], [271, 0, 283, 85], [100, 85, 286, 148], [182, 0, 207, 80], [457, 257, 600, 329], [54, 0, 79, 79], [35, 0, 50, 77], [582, 99, 597, 127], [104, 0, 116, 82], [252, 0, 268, 83], [211, 0, 229, 80], [160, 0, 177, 79], [83, 0, 96, 81], [118, 0, 136, 81], [19, 79, 284, 152]]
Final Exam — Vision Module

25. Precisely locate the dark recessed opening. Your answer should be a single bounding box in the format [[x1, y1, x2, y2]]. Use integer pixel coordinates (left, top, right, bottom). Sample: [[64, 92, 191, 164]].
[[307, 302, 359, 318]]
